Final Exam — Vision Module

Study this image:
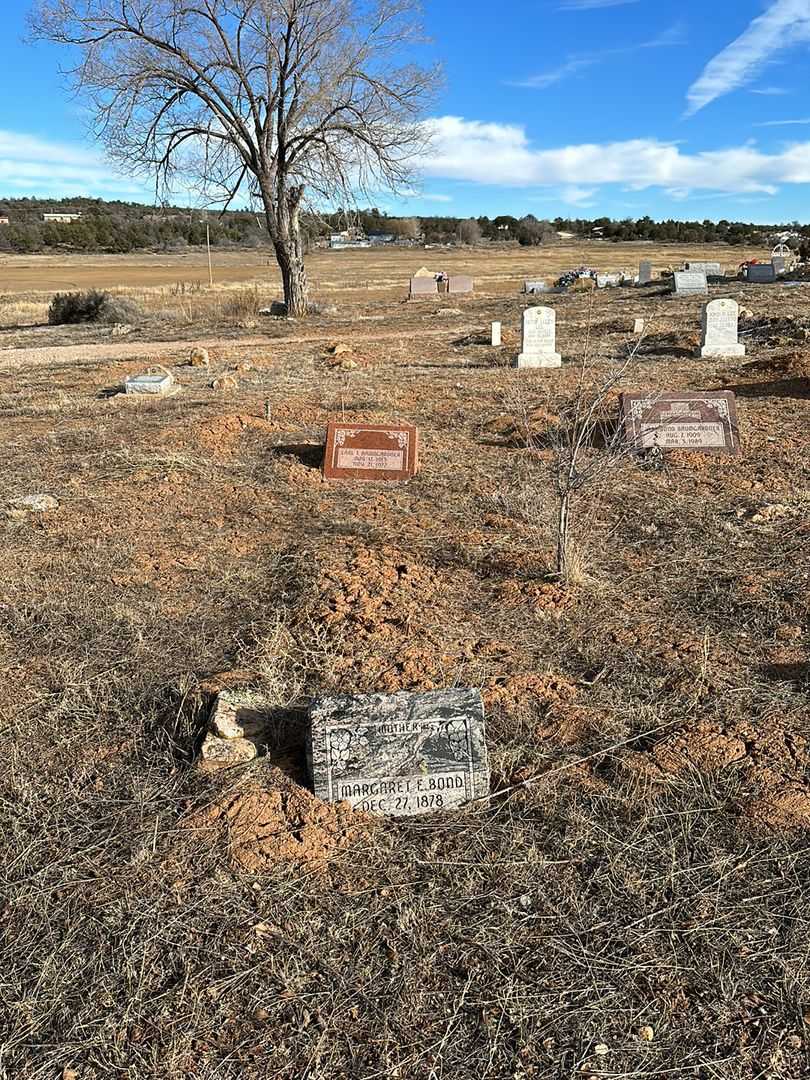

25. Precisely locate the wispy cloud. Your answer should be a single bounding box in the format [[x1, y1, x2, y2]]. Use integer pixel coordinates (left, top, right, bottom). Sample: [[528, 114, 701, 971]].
[[686, 0, 810, 115], [0, 130, 147, 197], [751, 85, 790, 94], [512, 23, 685, 89], [421, 115, 810, 196], [420, 193, 453, 203], [754, 116, 810, 125], [559, 0, 640, 9]]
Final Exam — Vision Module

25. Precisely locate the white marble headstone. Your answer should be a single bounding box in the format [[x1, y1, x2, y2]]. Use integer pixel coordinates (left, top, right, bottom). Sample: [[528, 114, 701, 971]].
[[517, 306, 561, 369], [700, 298, 745, 358]]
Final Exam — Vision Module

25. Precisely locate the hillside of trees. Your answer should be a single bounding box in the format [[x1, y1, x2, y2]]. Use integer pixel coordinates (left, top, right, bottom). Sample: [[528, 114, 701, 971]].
[[0, 197, 804, 254]]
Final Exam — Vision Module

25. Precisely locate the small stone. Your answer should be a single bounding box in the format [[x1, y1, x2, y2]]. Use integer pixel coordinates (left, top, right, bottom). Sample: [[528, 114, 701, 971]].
[[329, 343, 351, 356], [209, 689, 271, 740], [110, 323, 132, 337], [787, 1034, 803, 1049], [189, 347, 209, 367], [200, 731, 257, 768], [211, 375, 238, 391], [253, 1007, 270, 1022], [339, 358, 359, 371], [233, 360, 253, 373], [10, 494, 59, 512], [638, 1025, 654, 1042], [593, 1044, 609, 1057]]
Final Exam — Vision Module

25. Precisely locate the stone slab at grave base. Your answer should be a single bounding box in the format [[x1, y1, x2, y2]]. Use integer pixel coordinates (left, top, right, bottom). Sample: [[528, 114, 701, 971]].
[[517, 353, 562, 369], [124, 372, 176, 396], [309, 688, 490, 816], [200, 688, 273, 770], [700, 344, 745, 358]]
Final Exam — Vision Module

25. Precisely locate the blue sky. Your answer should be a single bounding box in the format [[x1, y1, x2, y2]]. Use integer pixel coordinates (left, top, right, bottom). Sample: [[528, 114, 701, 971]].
[[4, 0, 810, 221]]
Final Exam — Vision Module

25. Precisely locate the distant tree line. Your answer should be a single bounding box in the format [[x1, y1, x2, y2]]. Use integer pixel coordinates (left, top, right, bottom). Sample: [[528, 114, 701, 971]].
[[0, 197, 805, 254]]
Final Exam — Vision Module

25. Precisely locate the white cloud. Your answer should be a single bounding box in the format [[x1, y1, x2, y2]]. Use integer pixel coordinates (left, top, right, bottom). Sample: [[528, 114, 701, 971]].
[[751, 85, 790, 94], [420, 193, 453, 203], [561, 186, 598, 207], [0, 130, 147, 197], [513, 23, 684, 90], [686, 0, 810, 115], [421, 115, 810, 196], [755, 116, 810, 125]]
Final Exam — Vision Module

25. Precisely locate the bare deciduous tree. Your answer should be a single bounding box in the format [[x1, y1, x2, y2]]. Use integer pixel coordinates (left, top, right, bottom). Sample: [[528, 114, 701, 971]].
[[456, 218, 481, 246], [30, 0, 438, 316]]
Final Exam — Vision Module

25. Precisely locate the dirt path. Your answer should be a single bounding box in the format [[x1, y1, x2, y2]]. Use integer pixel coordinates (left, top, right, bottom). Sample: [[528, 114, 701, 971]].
[[0, 325, 471, 372]]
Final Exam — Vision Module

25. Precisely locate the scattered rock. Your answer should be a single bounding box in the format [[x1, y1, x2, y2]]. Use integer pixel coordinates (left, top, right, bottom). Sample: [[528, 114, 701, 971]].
[[259, 301, 287, 317], [338, 358, 359, 371], [200, 731, 258, 768], [209, 689, 271, 741], [593, 1044, 609, 1057], [110, 323, 132, 337], [211, 375, 238, 391], [9, 494, 59, 514], [189, 346, 209, 367], [233, 360, 253, 373], [638, 1025, 654, 1042]]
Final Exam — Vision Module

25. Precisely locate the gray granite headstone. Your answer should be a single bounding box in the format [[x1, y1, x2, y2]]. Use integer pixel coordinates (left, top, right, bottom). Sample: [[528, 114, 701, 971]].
[[308, 688, 489, 816], [747, 263, 776, 284], [685, 261, 722, 277], [523, 280, 547, 294], [673, 271, 708, 296], [638, 261, 653, 285], [448, 274, 473, 295]]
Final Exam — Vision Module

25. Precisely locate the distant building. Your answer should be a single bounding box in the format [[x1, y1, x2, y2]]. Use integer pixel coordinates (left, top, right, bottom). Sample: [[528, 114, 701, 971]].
[[43, 212, 82, 223]]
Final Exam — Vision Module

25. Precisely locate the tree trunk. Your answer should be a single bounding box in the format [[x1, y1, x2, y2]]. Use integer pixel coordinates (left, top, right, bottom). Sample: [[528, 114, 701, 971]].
[[556, 489, 570, 582], [274, 238, 308, 317]]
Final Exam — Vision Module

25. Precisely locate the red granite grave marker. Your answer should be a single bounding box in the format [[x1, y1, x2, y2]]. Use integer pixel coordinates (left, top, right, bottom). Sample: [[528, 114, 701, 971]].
[[620, 391, 740, 456], [323, 421, 419, 481]]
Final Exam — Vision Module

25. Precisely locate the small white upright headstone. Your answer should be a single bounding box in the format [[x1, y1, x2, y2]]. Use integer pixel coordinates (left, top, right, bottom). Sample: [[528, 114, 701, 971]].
[[700, 298, 745, 358], [517, 307, 561, 369], [491, 321, 502, 347], [633, 318, 645, 334], [638, 261, 653, 285]]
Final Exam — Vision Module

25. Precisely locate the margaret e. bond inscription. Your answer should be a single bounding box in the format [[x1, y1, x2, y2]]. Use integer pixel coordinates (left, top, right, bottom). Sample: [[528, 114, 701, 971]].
[[323, 421, 418, 481], [620, 391, 740, 455], [309, 688, 490, 816]]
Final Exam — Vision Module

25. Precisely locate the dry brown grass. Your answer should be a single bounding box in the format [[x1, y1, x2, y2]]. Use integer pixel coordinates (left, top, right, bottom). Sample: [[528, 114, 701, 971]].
[[0, 256, 808, 1077]]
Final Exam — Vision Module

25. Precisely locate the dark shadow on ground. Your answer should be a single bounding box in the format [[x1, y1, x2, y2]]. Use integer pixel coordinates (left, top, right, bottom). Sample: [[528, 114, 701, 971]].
[[270, 442, 324, 469], [724, 378, 810, 400]]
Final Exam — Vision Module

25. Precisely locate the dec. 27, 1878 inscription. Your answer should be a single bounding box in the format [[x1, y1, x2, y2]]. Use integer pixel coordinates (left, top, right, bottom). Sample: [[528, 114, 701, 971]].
[[308, 689, 490, 816], [323, 421, 418, 481]]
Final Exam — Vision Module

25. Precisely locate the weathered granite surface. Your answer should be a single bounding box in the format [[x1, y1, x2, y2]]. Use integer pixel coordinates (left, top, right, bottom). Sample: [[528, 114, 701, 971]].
[[199, 688, 272, 769], [309, 688, 490, 816]]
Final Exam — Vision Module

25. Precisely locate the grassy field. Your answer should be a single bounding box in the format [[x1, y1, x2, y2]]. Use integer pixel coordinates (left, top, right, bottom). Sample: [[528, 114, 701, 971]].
[[0, 245, 808, 1078]]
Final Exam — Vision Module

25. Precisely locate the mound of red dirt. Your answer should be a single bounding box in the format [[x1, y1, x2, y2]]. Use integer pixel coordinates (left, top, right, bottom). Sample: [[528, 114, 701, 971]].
[[187, 763, 373, 871]]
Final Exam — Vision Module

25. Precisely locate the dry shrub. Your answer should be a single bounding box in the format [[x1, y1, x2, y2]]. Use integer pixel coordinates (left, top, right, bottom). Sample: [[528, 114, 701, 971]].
[[48, 289, 142, 325]]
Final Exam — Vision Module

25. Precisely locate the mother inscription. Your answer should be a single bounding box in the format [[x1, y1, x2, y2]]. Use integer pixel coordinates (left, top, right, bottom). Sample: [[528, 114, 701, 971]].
[[309, 688, 490, 816]]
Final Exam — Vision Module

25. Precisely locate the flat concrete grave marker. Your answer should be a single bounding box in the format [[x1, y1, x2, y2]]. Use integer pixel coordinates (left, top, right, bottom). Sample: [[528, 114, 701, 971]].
[[700, 298, 745, 358], [638, 261, 653, 285], [673, 271, 708, 296], [448, 274, 473, 295], [747, 263, 777, 284], [596, 273, 621, 288], [491, 321, 502, 346], [410, 276, 438, 299], [523, 280, 547, 294], [323, 421, 418, 481], [517, 306, 561, 368], [620, 390, 740, 455], [309, 688, 490, 816], [124, 371, 175, 396]]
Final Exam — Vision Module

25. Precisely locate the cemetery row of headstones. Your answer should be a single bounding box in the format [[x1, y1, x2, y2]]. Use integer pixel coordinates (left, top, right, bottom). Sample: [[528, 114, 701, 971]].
[[516, 298, 746, 367]]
